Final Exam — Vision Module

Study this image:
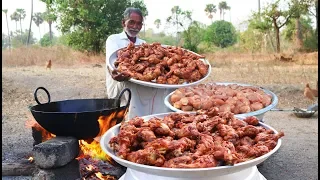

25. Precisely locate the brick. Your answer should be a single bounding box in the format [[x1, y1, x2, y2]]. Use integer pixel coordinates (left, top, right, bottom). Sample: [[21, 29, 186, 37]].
[[33, 137, 79, 169]]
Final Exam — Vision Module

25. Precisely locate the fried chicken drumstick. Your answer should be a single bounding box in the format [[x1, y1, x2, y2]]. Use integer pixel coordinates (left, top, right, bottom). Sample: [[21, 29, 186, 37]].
[[109, 113, 284, 168], [114, 42, 209, 84]]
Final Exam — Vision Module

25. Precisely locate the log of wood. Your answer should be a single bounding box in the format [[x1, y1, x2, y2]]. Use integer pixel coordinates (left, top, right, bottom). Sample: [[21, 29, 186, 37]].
[[2, 162, 37, 176]]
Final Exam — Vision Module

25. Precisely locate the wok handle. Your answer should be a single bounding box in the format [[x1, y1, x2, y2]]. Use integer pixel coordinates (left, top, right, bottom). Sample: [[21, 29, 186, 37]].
[[34, 87, 51, 105], [117, 88, 131, 108]]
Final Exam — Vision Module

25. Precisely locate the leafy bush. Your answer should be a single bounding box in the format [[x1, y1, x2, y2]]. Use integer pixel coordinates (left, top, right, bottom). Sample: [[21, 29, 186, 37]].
[[40, 32, 57, 47], [9, 30, 37, 48], [203, 20, 237, 48], [303, 31, 318, 52], [182, 21, 206, 52]]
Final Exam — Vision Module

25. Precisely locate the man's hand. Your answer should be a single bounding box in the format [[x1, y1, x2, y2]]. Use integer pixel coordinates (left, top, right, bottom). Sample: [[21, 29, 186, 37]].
[[108, 66, 131, 82]]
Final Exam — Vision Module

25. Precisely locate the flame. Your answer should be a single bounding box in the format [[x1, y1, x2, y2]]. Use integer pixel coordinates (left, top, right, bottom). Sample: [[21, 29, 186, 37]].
[[26, 109, 128, 179], [25, 117, 55, 141], [28, 156, 34, 163], [86, 164, 94, 171], [95, 172, 116, 180], [78, 110, 121, 162]]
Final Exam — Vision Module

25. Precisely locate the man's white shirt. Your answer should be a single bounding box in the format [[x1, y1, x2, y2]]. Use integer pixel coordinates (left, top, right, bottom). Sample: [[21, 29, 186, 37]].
[[105, 31, 174, 120]]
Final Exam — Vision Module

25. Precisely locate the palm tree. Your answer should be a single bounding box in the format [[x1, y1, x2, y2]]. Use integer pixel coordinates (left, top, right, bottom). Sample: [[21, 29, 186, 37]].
[[154, 19, 161, 30], [10, 12, 19, 32], [167, 6, 183, 45], [218, 1, 230, 20], [42, 9, 57, 42], [2, 9, 11, 49], [33, 12, 44, 40], [16, 8, 26, 35], [205, 4, 217, 23]]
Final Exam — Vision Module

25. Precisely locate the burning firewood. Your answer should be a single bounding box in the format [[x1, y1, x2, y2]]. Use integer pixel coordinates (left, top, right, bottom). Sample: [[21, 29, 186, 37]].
[[79, 156, 125, 180]]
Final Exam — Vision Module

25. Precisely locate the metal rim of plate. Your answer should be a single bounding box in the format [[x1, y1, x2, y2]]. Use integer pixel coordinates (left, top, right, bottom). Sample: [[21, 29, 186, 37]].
[[163, 82, 279, 118], [100, 112, 282, 179], [108, 45, 212, 89]]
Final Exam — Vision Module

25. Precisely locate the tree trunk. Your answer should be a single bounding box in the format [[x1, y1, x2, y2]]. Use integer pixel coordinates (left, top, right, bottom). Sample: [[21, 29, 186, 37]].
[[273, 19, 280, 53], [258, 0, 261, 21], [2, 162, 37, 176], [294, 17, 303, 50], [316, 0, 318, 42], [222, 10, 224, 20], [27, 0, 33, 46], [39, 26, 41, 40], [5, 13, 11, 50], [49, 22, 52, 43], [19, 19, 23, 43]]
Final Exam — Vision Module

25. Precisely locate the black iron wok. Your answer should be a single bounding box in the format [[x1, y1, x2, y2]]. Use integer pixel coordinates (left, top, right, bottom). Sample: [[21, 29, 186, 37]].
[[29, 87, 131, 139]]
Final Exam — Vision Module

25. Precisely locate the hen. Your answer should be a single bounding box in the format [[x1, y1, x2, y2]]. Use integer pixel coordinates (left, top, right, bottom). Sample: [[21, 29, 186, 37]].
[[46, 60, 52, 70], [304, 82, 318, 102]]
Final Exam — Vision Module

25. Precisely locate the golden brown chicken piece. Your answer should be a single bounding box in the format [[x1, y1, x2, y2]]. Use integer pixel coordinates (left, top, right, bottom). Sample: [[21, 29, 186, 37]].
[[173, 121, 200, 140], [243, 116, 259, 126], [217, 124, 239, 143], [126, 147, 166, 167], [193, 134, 215, 156], [110, 112, 284, 168], [137, 127, 157, 142], [163, 154, 219, 168], [167, 137, 196, 157]]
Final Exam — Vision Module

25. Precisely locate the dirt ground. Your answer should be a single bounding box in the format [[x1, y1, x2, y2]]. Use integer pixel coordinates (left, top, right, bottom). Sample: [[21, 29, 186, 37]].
[[2, 64, 318, 179]]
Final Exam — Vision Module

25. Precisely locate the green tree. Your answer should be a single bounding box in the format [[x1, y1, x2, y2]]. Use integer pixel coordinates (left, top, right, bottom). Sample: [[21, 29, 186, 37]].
[[40, 32, 57, 46], [33, 12, 44, 40], [260, 0, 292, 53], [11, 29, 36, 48], [218, 1, 230, 20], [248, 11, 275, 52], [166, 6, 193, 45], [2, 33, 10, 49], [205, 4, 217, 23], [16, 9, 26, 35], [204, 20, 237, 48], [10, 12, 19, 32], [283, 15, 317, 50], [44, 0, 147, 53], [182, 21, 206, 52], [289, 0, 313, 50], [42, 9, 57, 42], [2, 9, 11, 49], [283, 16, 313, 41], [154, 19, 161, 29]]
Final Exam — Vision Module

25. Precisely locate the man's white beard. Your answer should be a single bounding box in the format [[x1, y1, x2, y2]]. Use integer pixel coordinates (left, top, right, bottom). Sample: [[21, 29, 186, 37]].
[[125, 28, 139, 37]]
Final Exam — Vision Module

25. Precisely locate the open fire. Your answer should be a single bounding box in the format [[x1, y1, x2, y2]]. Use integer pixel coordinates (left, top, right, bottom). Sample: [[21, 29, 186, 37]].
[[25, 108, 127, 180]]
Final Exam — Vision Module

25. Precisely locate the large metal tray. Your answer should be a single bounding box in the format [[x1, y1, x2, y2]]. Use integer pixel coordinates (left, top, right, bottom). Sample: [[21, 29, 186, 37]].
[[100, 112, 282, 179], [107, 45, 212, 89], [164, 82, 278, 120]]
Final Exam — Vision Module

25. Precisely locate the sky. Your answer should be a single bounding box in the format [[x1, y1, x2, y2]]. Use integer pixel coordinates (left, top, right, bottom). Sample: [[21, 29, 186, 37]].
[[1, 0, 288, 40]]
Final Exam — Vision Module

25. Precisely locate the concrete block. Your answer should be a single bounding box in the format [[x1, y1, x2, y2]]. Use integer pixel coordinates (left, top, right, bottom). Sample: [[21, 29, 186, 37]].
[[33, 136, 79, 169]]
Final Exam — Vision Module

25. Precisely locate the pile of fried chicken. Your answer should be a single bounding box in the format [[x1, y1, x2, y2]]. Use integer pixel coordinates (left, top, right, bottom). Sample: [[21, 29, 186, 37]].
[[170, 83, 273, 113], [114, 42, 209, 84], [109, 110, 284, 168]]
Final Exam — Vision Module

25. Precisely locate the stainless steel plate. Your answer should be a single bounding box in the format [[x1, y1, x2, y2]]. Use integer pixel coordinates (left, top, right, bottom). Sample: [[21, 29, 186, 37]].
[[107, 45, 212, 89], [164, 82, 278, 119], [100, 112, 282, 178]]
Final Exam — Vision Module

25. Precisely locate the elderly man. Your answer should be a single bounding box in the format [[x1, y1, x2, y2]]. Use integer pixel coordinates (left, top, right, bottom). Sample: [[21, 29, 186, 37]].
[[105, 7, 173, 119]]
